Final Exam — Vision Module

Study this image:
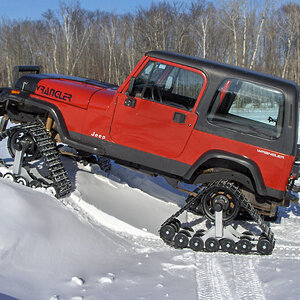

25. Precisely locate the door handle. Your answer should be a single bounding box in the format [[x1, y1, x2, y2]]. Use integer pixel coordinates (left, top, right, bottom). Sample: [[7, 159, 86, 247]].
[[173, 112, 186, 124], [124, 98, 136, 108]]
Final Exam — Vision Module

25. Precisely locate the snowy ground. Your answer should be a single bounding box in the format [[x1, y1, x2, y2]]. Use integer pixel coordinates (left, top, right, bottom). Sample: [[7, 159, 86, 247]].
[[0, 128, 300, 299]]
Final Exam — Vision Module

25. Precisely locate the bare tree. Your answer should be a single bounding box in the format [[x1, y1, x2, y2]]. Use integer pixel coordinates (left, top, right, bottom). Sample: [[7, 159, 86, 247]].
[[219, 0, 243, 65], [190, 1, 215, 58], [249, 0, 269, 70], [277, 3, 300, 80], [0, 19, 13, 86]]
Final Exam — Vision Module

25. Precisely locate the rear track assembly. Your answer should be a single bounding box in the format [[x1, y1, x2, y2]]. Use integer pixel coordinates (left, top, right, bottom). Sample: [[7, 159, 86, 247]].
[[160, 181, 275, 255]]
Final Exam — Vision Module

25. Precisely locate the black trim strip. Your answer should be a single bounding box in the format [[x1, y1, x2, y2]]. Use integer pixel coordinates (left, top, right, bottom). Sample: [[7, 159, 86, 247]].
[[76, 131, 190, 177]]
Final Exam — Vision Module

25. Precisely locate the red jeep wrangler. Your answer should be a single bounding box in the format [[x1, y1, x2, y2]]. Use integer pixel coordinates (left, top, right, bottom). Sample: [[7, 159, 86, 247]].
[[0, 51, 299, 255]]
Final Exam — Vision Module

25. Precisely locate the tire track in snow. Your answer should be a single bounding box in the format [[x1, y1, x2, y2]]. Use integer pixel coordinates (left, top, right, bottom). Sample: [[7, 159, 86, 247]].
[[270, 216, 300, 259], [272, 245, 300, 260], [187, 211, 232, 300], [194, 254, 217, 300], [231, 256, 265, 300], [194, 253, 233, 300], [273, 217, 300, 243]]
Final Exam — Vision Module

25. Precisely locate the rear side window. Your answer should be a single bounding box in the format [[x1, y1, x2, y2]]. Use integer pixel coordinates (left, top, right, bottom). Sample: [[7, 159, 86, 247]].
[[131, 61, 204, 111], [208, 79, 284, 139]]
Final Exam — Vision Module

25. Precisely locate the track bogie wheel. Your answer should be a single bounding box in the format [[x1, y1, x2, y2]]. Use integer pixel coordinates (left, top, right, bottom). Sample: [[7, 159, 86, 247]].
[[240, 235, 253, 241], [259, 233, 268, 240], [3, 172, 15, 181], [242, 231, 254, 236], [182, 226, 194, 233], [47, 186, 58, 197], [257, 238, 273, 255], [29, 180, 42, 189], [220, 238, 235, 253], [189, 235, 204, 251], [160, 223, 177, 241], [172, 218, 181, 232], [236, 239, 252, 254], [195, 229, 205, 237], [205, 237, 220, 252], [16, 176, 29, 186], [174, 231, 190, 249]]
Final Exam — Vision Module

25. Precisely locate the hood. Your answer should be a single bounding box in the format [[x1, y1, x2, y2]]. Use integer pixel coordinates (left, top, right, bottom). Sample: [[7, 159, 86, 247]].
[[15, 74, 118, 109]]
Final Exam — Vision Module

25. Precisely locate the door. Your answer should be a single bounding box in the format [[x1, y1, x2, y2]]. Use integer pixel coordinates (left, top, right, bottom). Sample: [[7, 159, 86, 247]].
[[110, 59, 206, 158]]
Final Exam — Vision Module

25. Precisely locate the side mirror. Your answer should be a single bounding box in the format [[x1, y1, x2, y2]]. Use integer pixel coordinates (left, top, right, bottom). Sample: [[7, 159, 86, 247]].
[[127, 77, 135, 96]]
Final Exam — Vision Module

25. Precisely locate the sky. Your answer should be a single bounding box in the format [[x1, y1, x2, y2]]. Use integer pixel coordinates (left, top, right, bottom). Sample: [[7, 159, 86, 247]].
[[0, 0, 179, 20], [1, 0, 299, 21]]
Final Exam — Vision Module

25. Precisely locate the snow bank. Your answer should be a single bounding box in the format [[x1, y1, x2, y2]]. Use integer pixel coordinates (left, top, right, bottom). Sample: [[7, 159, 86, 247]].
[[0, 180, 124, 299]]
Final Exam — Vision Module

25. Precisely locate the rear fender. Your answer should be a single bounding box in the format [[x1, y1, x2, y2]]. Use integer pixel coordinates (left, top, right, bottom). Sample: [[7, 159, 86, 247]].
[[193, 169, 255, 192], [186, 150, 267, 196]]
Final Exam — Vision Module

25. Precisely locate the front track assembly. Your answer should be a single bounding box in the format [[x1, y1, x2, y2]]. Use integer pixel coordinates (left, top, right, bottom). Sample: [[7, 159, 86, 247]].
[[0, 120, 72, 198], [160, 181, 275, 255]]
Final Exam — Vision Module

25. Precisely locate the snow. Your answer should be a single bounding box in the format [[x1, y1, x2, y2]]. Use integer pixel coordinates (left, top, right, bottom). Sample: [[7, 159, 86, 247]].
[[0, 121, 300, 299]]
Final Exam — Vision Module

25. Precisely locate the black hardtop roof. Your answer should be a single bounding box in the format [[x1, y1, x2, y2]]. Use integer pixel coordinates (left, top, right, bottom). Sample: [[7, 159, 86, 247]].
[[146, 50, 299, 93]]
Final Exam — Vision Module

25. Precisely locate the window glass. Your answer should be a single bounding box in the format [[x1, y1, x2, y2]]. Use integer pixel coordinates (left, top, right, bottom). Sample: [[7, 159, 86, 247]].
[[131, 61, 204, 111], [208, 79, 284, 139]]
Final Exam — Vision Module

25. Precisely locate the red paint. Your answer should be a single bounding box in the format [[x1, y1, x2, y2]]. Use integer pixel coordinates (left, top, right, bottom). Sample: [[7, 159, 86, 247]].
[[218, 80, 231, 108], [35, 79, 101, 109], [110, 56, 207, 157], [82, 88, 117, 141], [178, 130, 293, 192]]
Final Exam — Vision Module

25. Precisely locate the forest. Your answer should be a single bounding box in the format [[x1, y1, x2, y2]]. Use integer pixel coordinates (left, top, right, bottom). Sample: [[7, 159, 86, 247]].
[[0, 0, 299, 87]]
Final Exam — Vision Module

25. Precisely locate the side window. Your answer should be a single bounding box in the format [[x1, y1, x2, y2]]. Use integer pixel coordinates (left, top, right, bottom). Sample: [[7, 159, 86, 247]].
[[208, 79, 284, 139], [131, 61, 204, 111]]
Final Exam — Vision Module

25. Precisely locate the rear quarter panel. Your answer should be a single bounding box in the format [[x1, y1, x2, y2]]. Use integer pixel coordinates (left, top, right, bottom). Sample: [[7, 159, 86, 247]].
[[179, 130, 294, 192]]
